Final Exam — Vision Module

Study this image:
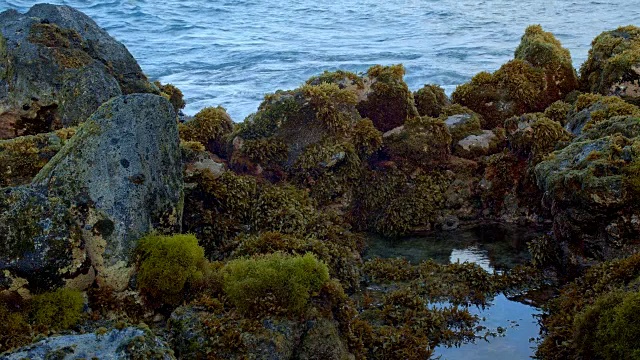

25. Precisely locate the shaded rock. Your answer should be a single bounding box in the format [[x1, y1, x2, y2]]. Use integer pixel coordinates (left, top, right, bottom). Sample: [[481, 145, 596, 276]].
[[580, 25, 640, 104], [0, 128, 75, 187], [452, 25, 578, 128], [454, 129, 505, 159], [0, 4, 154, 139], [30, 94, 183, 290], [0, 327, 175, 360], [383, 116, 452, 168]]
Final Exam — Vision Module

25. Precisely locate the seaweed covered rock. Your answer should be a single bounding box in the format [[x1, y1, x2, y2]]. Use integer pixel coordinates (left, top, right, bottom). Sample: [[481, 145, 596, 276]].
[[443, 111, 482, 144], [414, 84, 450, 118], [566, 94, 640, 135], [383, 116, 452, 168], [179, 106, 233, 157], [1, 327, 175, 360], [452, 25, 578, 128], [535, 134, 640, 265], [0, 4, 155, 139], [454, 129, 505, 159], [356, 65, 419, 132], [0, 128, 75, 187], [505, 113, 573, 164], [155, 81, 186, 113], [28, 94, 183, 290], [580, 25, 640, 104]]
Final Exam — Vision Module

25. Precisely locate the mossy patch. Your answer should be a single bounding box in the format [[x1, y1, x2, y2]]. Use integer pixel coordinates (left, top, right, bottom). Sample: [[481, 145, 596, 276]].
[[154, 81, 185, 112], [28, 23, 92, 69], [222, 252, 329, 316], [136, 234, 208, 307], [30, 288, 84, 331], [179, 106, 233, 156], [414, 84, 449, 117]]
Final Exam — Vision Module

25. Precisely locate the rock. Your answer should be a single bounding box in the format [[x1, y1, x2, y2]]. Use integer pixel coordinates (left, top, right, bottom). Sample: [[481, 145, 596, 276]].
[[440, 215, 460, 231], [383, 116, 452, 167], [0, 4, 154, 139], [0, 327, 175, 360], [504, 113, 572, 164], [445, 112, 482, 144], [580, 26, 640, 104], [23, 94, 182, 291], [452, 25, 578, 128], [454, 129, 505, 159]]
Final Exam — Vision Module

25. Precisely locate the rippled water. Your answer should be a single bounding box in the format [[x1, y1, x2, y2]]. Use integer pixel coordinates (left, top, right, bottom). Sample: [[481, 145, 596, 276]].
[[2, 1, 639, 121]]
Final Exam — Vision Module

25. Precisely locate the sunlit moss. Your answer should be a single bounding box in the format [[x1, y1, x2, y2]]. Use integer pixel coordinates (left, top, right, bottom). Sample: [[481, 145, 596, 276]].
[[30, 288, 84, 331]]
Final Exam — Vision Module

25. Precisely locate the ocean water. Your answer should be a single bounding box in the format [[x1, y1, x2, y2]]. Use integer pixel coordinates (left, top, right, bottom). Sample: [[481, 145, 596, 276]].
[[2, 1, 639, 122]]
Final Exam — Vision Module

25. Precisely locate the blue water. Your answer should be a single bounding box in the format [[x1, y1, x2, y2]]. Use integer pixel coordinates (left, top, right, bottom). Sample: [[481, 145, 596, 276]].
[[2, 1, 639, 122]]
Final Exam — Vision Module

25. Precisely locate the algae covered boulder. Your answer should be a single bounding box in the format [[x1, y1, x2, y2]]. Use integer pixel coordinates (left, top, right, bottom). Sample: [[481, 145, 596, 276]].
[[383, 116, 452, 167], [452, 25, 578, 127], [535, 134, 640, 263], [565, 94, 640, 136], [1, 327, 175, 360], [580, 25, 640, 104], [28, 94, 183, 290], [0, 4, 154, 139], [414, 84, 450, 118], [356, 65, 419, 132]]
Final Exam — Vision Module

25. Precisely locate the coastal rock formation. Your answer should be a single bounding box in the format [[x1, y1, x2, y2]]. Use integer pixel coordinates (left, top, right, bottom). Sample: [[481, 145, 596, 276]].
[[0, 94, 183, 293], [452, 25, 579, 128], [1, 327, 175, 360], [0, 4, 154, 139], [580, 26, 640, 105]]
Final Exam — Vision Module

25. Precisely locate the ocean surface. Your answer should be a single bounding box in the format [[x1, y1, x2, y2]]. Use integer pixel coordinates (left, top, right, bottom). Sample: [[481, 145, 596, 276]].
[[2, 1, 639, 122]]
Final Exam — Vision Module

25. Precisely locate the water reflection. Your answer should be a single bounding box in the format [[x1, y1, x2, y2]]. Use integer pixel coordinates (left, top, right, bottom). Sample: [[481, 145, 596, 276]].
[[365, 224, 548, 360]]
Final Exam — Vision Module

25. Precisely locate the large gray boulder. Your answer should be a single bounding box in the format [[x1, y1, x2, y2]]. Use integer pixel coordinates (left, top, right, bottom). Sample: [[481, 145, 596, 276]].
[[0, 327, 175, 360], [0, 94, 183, 293], [0, 4, 155, 139]]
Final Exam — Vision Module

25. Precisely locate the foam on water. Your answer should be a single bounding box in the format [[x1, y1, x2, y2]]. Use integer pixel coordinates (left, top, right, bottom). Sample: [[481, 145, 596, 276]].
[[2, 0, 639, 122]]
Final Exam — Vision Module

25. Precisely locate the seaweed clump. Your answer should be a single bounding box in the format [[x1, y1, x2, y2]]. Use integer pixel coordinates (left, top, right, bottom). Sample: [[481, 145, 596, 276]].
[[580, 25, 640, 104], [154, 81, 186, 112], [179, 106, 234, 156], [357, 64, 419, 132], [414, 84, 450, 117], [452, 25, 578, 128]]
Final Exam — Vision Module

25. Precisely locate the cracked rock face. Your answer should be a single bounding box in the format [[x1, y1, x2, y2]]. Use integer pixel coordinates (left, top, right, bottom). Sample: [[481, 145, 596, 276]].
[[0, 4, 155, 139]]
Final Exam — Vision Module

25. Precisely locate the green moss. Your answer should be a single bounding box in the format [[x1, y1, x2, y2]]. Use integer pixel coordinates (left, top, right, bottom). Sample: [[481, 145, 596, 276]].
[[357, 64, 419, 132], [515, 25, 573, 69], [154, 81, 185, 112], [222, 252, 330, 315], [253, 184, 318, 235], [580, 25, 640, 99], [414, 84, 449, 117], [136, 234, 208, 306], [235, 91, 305, 140], [30, 288, 84, 331], [179, 106, 233, 156], [351, 118, 382, 158], [235, 137, 288, 167], [576, 94, 640, 130]]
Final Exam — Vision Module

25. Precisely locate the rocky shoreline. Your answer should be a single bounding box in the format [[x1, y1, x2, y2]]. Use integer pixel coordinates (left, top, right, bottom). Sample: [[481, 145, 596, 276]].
[[1, 4, 640, 359]]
